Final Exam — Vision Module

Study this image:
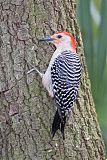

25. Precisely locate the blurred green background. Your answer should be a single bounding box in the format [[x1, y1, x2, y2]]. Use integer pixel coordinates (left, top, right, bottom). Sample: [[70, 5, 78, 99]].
[[77, 0, 107, 154]]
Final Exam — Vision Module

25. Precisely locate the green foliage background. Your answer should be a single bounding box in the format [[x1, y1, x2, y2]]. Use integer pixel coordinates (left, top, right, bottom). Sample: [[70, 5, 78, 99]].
[[77, 0, 107, 154]]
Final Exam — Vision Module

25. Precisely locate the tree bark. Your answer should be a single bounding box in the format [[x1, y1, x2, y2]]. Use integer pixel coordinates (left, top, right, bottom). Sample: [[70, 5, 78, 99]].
[[0, 0, 105, 160]]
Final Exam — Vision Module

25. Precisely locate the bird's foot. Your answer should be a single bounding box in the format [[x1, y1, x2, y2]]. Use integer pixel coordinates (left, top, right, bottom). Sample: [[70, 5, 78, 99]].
[[27, 63, 44, 78]]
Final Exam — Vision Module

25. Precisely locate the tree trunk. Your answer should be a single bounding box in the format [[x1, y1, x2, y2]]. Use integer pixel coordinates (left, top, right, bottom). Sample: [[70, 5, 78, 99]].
[[0, 0, 105, 159]]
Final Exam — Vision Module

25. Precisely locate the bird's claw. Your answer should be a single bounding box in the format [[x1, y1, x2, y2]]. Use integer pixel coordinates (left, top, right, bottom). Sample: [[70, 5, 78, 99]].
[[27, 68, 37, 74], [27, 64, 44, 78]]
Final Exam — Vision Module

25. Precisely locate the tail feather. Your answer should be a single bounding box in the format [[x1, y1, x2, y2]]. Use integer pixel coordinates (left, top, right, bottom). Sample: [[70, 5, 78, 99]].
[[52, 110, 66, 140], [52, 110, 61, 138], [61, 116, 66, 140]]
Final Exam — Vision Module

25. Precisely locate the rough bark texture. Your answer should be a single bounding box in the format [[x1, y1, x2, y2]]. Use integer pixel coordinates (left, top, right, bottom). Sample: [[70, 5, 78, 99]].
[[0, 0, 105, 160]]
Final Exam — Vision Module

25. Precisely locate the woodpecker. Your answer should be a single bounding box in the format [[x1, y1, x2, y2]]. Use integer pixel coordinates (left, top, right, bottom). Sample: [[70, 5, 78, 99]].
[[28, 31, 81, 139]]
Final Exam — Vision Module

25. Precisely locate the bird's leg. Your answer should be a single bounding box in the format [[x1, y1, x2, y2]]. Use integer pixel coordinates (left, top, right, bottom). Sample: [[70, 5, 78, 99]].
[[27, 63, 44, 78], [27, 63, 54, 98]]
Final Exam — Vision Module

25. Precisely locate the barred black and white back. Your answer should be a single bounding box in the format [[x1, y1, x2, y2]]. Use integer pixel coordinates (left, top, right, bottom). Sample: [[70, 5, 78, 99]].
[[51, 50, 81, 139]]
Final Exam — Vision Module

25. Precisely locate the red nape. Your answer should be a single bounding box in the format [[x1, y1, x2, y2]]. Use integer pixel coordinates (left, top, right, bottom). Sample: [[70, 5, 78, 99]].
[[55, 31, 76, 50]]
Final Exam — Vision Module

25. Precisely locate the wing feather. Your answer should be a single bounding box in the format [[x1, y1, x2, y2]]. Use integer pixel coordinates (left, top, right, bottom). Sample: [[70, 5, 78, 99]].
[[51, 51, 81, 118]]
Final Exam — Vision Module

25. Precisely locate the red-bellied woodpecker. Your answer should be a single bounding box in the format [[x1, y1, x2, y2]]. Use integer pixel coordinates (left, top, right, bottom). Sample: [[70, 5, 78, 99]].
[[28, 32, 81, 139]]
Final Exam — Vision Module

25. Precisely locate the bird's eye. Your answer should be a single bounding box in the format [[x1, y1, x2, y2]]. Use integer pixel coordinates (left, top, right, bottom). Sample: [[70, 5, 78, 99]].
[[57, 35, 62, 39]]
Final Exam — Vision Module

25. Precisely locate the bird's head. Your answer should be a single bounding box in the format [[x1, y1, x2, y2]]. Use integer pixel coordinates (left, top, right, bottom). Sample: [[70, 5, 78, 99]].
[[39, 32, 76, 53]]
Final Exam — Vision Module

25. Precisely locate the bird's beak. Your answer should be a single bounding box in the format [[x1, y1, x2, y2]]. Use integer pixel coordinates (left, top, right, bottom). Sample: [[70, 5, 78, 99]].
[[39, 37, 56, 42]]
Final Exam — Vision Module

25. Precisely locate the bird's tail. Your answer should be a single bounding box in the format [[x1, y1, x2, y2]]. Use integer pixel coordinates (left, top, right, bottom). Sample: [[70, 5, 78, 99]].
[[52, 110, 66, 140]]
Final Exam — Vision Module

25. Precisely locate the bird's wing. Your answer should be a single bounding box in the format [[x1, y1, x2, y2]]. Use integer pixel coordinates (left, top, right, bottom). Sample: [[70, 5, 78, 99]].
[[51, 51, 81, 118]]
